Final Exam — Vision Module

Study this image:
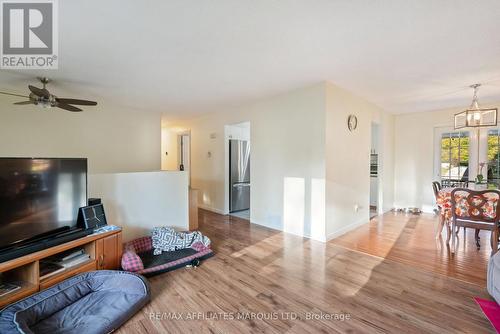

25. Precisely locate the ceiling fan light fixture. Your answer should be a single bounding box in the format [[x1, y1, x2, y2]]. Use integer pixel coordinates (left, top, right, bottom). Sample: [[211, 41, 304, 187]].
[[0, 77, 96, 112]]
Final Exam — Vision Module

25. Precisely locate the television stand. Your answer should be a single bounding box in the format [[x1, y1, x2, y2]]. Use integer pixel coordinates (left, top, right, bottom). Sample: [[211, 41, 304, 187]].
[[0, 227, 122, 308], [0, 228, 93, 263]]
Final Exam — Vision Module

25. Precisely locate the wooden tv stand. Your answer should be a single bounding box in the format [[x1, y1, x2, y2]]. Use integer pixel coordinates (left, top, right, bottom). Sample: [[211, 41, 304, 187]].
[[0, 228, 122, 308]]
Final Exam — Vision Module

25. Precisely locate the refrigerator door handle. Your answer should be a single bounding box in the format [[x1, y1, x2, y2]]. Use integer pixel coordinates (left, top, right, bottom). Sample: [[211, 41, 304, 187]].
[[233, 183, 250, 188]]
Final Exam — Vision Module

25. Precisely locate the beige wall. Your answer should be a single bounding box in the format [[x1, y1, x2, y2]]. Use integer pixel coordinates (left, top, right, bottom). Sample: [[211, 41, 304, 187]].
[[89, 171, 189, 242], [165, 82, 395, 241], [161, 127, 180, 171], [170, 84, 327, 240], [393, 108, 451, 211], [325, 82, 394, 239], [0, 100, 161, 173], [393, 102, 500, 211]]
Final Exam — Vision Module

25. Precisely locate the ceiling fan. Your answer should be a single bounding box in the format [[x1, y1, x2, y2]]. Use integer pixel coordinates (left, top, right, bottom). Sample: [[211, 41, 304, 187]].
[[0, 77, 97, 112]]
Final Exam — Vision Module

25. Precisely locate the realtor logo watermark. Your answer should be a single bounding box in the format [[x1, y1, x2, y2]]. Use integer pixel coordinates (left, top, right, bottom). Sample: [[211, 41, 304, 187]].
[[1, 0, 58, 69]]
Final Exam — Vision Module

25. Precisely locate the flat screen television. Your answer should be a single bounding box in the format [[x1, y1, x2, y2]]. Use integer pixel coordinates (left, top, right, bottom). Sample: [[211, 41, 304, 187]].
[[0, 158, 87, 251]]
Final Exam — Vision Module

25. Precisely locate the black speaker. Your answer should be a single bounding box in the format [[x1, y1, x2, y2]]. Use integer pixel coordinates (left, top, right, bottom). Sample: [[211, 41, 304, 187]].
[[88, 198, 101, 206], [77, 204, 108, 230]]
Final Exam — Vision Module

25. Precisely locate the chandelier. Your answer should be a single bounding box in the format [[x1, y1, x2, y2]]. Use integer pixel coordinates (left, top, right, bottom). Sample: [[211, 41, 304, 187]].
[[454, 84, 497, 129]]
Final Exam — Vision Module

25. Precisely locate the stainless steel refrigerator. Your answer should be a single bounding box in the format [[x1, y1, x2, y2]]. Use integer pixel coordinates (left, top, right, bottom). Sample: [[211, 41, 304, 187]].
[[229, 139, 250, 212]]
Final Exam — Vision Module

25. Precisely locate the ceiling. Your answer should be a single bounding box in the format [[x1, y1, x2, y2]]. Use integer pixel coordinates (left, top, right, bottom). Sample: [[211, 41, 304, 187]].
[[1, 0, 500, 117]]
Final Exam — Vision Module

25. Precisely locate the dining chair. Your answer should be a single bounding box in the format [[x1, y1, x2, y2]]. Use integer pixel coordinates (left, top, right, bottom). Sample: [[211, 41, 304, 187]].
[[441, 179, 450, 187], [432, 181, 442, 200], [432, 181, 451, 240], [433, 180, 463, 235], [451, 181, 470, 188], [450, 188, 500, 254]]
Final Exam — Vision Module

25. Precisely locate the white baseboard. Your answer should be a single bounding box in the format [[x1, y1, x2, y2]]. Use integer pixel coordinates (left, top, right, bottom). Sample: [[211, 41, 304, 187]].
[[198, 204, 226, 215], [248, 218, 280, 232], [199, 208, 372, 243], [250, 218, 327, 243], [325, 217, 369, 242]]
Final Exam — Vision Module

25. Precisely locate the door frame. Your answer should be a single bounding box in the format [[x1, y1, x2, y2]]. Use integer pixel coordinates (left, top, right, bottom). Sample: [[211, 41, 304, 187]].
[[177, 130, 191, 186], [369, 122, 382, 214], [433, 126, 481, 183]]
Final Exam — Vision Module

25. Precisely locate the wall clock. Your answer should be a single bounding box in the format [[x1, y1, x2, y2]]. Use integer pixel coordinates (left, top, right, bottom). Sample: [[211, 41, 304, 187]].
[[347, 114, 358, 132]]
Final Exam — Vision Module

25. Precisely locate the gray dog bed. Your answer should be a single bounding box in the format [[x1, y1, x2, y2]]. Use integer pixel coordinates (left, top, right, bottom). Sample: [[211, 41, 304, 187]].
[[0, 270, 150, 334]]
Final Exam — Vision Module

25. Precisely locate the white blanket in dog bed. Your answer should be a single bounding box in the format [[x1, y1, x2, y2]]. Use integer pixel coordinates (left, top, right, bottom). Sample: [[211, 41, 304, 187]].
[[152, 226, 211, 255]]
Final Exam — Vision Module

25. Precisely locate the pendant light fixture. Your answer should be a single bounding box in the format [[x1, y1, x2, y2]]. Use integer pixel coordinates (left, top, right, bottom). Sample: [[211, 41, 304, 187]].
[[454, 84, 497, 129], [453, 84, 498, 183]]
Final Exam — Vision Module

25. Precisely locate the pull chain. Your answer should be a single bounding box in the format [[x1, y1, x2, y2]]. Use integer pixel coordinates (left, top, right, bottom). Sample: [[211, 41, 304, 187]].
[[470, 83, 481, 110]]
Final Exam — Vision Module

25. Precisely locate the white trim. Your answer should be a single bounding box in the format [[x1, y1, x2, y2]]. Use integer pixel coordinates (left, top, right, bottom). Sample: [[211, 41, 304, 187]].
[[176, 130, 191, 186], [250, 218, 327, 242], [198, 204, 226, 215], [433, 126, 473, 182], [486, 127, 500, 182], [325, 217, 369, 241], [421, 205, 436, 214]]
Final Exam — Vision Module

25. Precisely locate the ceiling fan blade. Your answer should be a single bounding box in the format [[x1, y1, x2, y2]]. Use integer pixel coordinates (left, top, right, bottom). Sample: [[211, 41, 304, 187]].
[[56, 98, 97, 106], [56, 103, 82, 112], [13, 101, 34, 105], [0, 91, 29, 98], [28, 85, 50, 98]]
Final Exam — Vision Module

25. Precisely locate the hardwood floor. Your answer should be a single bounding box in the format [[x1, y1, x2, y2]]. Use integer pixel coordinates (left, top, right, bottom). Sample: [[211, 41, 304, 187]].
[[332, 211, 491, 286], [118, 210, 494, 333]]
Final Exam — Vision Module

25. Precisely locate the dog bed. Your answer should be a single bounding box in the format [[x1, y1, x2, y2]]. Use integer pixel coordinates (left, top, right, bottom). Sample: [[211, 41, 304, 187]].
[[0, 270, 150, 334], [121, 236, 213, 276]]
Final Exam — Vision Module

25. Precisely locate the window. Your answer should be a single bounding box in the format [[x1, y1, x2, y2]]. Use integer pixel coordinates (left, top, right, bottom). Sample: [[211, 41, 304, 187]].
[[488, 129, 500, 186], [440, 131, 469, 186]]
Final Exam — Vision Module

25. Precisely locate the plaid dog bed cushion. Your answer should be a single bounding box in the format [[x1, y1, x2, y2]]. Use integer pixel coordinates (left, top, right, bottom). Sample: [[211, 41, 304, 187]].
[[122, 238, 213, 276]]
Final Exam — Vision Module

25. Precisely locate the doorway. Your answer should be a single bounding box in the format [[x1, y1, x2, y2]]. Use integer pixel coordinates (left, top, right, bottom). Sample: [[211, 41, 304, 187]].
[[177, 131, 191, 186], [225, 122, 251, 220], [369, 123, 379, 219]]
